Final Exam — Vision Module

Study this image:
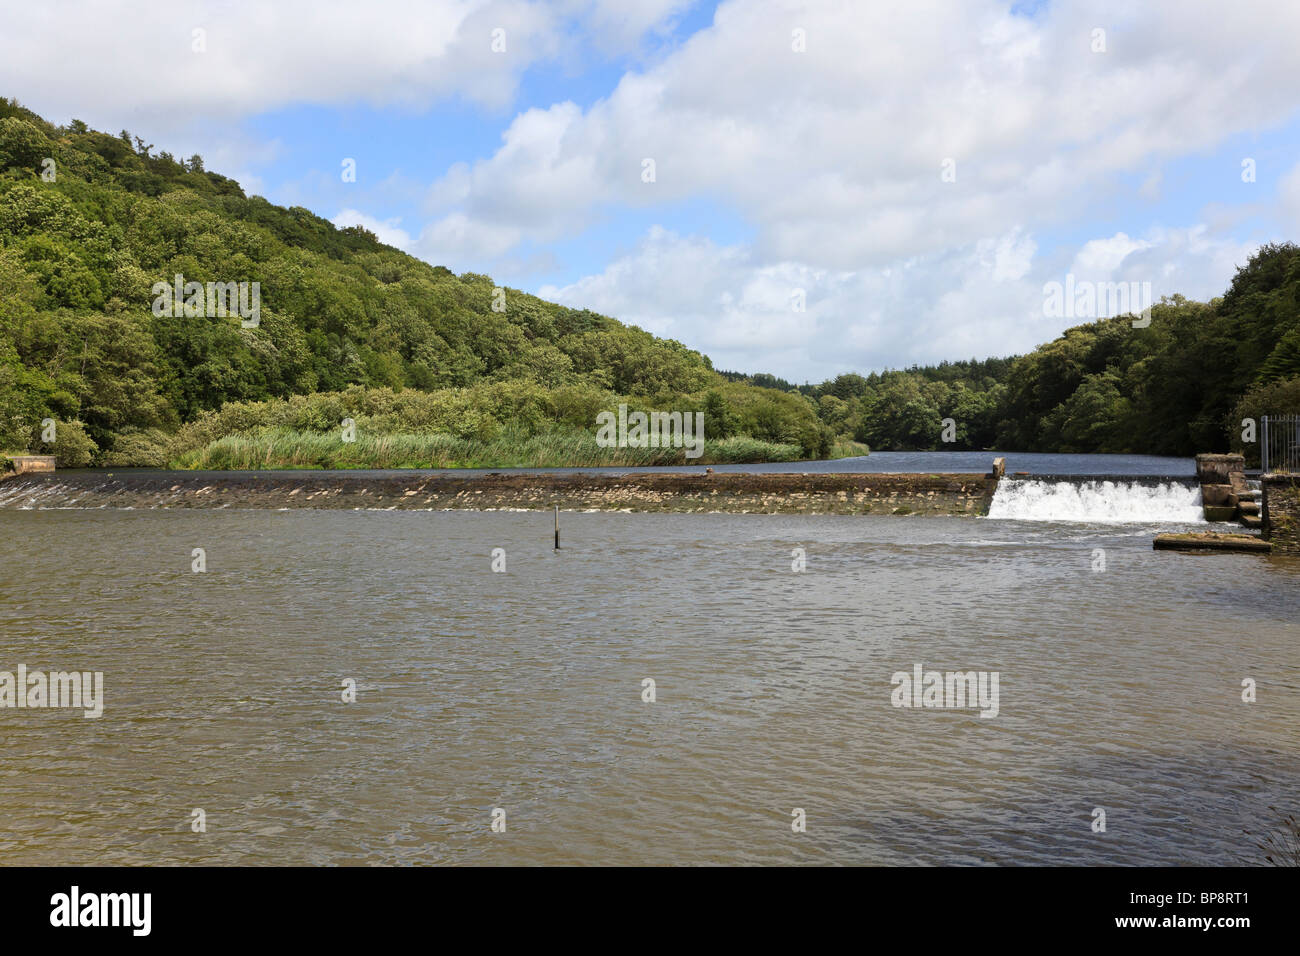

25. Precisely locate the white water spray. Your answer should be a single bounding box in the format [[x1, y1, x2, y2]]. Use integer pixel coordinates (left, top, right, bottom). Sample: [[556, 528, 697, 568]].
[[987, 479, 1205, 523]]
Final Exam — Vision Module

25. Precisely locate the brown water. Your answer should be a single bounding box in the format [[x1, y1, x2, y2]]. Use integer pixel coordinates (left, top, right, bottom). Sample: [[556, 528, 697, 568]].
[[0, 508, 1297, 865]]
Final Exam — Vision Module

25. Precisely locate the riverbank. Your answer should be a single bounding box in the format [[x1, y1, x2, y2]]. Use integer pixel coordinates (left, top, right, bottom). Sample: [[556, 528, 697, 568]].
[[0, 469, 997, 515]]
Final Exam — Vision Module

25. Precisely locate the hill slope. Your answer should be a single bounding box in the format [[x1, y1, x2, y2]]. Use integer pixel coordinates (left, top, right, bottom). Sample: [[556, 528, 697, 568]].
[[3, 99, 1297, 468], [0, 100, 830, 467]]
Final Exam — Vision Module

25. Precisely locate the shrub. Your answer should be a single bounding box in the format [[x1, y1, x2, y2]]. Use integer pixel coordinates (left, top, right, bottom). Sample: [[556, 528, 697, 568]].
[[31, 418, 98, 467]]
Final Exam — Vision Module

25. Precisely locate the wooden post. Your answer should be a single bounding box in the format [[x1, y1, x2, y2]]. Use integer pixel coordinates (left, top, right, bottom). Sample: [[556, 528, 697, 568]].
[[554, 505, 560, 550]]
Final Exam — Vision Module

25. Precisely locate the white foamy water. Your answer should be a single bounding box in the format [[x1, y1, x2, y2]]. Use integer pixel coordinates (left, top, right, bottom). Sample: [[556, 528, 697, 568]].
[[987, 478, 1206, 523]]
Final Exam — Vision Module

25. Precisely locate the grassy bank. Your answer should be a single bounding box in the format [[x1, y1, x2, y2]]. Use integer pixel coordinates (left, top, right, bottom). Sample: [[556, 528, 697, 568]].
[[170, 426, 805, 469], [82, 384, 844, 469], [827, 440, 872, 460]]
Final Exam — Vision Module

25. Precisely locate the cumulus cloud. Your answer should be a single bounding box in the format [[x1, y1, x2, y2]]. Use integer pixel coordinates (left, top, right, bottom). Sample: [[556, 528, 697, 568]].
[[421, 0, 1300, 268], [8, 0, 1295, 378], [569, 0, 696, 55], [0, 0, 698, 130], [541, 224, 1260, 382], [0, 1, 559, 124], [505, 0, 1300, 376], [1280, 162, 1300, 235]]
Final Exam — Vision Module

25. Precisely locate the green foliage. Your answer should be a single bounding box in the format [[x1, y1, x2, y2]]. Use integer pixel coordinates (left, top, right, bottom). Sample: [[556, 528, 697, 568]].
[[702, 390, 737, 439], [32, 418, 97, 467], [981, 246, 1300, 455], [0, 117, 48, 171], [3, 99, 1297, 464], [2, 102, 819, 466], [785, 244, 1300, 455], [1234, 376, 1300, 422], [1231, 376, 1300, 466], [172, 424, 801, 470], [828, 439, 871, 459], [157, 383, 818, 466]]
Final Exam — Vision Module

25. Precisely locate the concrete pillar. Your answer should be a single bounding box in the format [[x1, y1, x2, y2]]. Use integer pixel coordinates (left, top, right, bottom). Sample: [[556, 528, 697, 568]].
[[1196, 454, 1249, 524], [2, 455, 56, 476]]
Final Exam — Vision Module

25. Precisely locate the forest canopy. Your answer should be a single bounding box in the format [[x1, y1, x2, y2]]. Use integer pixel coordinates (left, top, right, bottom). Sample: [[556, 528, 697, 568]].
[[1, 98, 1297, 468]]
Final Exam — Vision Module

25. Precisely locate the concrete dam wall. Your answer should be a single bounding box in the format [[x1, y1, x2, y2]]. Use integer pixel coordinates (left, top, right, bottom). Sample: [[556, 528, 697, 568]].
[[0, 470, 998, 516]]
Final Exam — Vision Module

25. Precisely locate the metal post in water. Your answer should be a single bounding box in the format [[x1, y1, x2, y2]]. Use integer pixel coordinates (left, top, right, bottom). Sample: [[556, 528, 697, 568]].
[[554, 505, 560, 550]]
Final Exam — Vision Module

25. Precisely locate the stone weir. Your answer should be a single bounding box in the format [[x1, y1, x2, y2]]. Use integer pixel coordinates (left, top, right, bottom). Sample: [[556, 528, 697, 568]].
[[0, 470, 999, 516], [1195, 453, 1261, 528]]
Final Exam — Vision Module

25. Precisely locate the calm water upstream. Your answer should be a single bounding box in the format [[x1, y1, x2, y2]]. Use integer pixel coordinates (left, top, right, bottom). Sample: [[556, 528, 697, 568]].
[[1, 497, 1297, 865], [57, 449, 1198, 480]]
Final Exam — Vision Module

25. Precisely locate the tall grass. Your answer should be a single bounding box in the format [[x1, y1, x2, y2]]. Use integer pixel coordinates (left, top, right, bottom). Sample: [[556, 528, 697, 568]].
[[828, 440, 872, 460], [170, 426, 804, 470]]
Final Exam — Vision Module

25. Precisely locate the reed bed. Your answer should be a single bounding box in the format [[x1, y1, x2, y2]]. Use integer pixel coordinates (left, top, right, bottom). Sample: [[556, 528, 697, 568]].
[[170, 427, 804, 469]]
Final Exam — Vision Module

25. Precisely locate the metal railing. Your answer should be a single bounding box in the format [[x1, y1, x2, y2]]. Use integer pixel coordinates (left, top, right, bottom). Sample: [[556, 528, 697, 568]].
[[1261, 415, 1300, 473]]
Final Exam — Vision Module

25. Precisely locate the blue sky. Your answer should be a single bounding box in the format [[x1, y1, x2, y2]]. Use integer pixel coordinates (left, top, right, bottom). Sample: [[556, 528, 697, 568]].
[[5, 0, 1299, 382]]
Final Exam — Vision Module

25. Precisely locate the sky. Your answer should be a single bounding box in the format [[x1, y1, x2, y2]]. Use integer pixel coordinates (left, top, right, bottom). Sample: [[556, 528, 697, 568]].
[[4, 0, 1300, 383]]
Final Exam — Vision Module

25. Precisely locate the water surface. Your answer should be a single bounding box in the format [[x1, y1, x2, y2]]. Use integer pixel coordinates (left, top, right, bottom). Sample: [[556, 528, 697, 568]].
[[1, 507, 1294, 865], [58, 450, 1197, 480]]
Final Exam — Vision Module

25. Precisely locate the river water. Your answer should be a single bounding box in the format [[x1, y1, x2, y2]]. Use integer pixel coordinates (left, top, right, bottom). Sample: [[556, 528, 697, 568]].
[[1, 468, 1297, 865], [48, 449, 1198, 480]]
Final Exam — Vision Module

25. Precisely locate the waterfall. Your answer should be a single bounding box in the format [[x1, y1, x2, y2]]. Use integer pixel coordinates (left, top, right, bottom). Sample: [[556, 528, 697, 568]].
[[987, 478, 1205, 523]]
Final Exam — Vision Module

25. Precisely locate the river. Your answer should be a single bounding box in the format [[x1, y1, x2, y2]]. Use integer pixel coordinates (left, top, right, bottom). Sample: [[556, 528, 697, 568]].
[[2, 455, 1298, 865], [43, 449, 1198, 480]]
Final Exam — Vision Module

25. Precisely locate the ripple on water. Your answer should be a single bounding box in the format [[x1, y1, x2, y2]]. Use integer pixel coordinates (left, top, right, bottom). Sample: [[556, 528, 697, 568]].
[[0, 508, 1295, 864]]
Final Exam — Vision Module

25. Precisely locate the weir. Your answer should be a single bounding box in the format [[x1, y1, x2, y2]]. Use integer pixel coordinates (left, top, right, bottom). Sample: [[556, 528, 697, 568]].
[[0, 464, 1254, 525], [986, 476, 1204, 523], [0, 469, 997, 515]]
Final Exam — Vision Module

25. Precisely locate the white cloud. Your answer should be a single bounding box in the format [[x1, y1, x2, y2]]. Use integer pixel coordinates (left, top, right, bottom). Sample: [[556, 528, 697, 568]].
[[418, 0, 1300, 268], [8, 0, 1296, 378], [0, 1, 557, 125], [0, 0, 699, 133], [542, 224, 1260, 382], [475, 0, 1300, 375], [569, 0, 696, 56], [1071, 234, 1154, 276], [1279, 162, 1300, 235]]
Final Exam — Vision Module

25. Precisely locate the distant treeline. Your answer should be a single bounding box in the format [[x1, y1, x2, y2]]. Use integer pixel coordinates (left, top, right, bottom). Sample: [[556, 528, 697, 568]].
[[726, 242, 1300, 457], [1, 96, 1297, 468]]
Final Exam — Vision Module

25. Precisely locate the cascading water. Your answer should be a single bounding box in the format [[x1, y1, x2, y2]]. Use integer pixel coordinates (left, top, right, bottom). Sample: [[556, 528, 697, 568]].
[[986, 478, 1205, 523]]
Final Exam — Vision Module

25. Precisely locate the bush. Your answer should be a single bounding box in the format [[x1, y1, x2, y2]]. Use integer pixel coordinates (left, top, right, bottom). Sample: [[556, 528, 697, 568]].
[[1231, 376, 1300, 465], [31, 418, 98, 467], [99, 427, 172, 467]]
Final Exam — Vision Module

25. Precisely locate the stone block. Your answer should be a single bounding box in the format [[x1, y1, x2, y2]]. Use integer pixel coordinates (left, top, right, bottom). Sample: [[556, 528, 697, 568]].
[[1200, 484, 1237, 507], [1196, 453, 1245, 484]]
